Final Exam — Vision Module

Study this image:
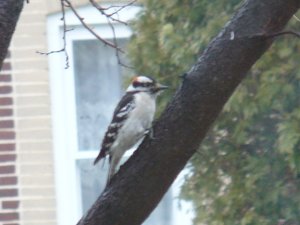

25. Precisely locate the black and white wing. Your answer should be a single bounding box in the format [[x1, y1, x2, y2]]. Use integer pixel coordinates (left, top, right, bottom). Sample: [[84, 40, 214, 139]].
[[93, 92, 136, 165]]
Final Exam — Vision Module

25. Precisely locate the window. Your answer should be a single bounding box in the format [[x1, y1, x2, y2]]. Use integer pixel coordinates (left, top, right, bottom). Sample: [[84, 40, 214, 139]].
[[48, 4, 193, 225], [73, 38, 125, 212]]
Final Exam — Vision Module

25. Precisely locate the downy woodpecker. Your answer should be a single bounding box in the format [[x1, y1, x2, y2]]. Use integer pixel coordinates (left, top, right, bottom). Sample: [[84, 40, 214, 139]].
[[94, 75, 168, 184]]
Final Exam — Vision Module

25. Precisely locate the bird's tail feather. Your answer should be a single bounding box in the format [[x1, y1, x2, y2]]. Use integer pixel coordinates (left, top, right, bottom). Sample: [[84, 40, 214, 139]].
[[93, 149, 106, 165]]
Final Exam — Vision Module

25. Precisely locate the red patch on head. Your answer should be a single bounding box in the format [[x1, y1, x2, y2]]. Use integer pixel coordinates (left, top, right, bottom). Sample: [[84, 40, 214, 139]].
[[132, 76, 139, 83], [132, 76, 139, 87]]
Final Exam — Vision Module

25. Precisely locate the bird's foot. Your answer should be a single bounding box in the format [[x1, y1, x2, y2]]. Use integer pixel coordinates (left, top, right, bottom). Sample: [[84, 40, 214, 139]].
[[145, 128, 155, 140]]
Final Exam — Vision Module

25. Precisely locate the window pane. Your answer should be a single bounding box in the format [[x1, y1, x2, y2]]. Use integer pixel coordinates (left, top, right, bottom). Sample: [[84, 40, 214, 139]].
[[77, 158, 106, 212], [144, 190, 173, 225], [73, 39, 127, 151]]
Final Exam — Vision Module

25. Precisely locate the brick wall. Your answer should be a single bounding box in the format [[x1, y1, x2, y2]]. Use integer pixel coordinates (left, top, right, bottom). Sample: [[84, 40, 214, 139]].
[[10, 1, 57, 225], [0, 52, 20, 225]]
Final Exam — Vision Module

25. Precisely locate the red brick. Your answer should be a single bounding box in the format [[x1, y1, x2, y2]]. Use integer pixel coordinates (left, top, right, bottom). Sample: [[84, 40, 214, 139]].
[[0, 109, 13, 117], [0, 75, 12, 82], [0, 86, 12, 94], [0, 213, 19, 221], [0, 131, 15, 140], [0, 154, 16, 163], [0, 98, 13, 106], [0, 165, 15, 174], [0, 177, 17, 186], [0, 120, 14, 129], [0, 144, 15, 151], [2, 201, 19, 209], [1, 63, 11, 71], [0, 189, 18, 197]]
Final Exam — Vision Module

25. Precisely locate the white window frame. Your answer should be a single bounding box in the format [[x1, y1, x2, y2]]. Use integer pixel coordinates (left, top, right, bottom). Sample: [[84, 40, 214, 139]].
[[47, 4, 193, 225]]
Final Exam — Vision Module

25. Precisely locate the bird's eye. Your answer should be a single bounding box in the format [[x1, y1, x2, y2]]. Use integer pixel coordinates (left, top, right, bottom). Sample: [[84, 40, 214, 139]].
[[132, 81, 139, 87], [133, 81, 154, 88]]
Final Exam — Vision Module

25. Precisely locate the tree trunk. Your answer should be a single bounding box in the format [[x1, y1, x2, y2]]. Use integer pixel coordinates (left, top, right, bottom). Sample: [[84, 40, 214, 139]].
[[78, 0, 300, 224], [0, 0, 24, 70]]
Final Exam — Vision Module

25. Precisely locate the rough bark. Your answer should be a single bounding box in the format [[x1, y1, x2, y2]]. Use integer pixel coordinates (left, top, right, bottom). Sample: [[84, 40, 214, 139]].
[[78, 0, 300, 224], [0, 0, 24, 70]]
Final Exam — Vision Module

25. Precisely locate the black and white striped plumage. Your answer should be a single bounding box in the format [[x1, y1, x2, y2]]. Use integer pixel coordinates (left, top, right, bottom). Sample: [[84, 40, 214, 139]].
[[94, 76, 168, 184]]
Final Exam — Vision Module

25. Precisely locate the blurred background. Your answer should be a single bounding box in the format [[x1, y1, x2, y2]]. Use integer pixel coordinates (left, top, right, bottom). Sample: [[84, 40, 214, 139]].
[[0, 0, 300, 225]]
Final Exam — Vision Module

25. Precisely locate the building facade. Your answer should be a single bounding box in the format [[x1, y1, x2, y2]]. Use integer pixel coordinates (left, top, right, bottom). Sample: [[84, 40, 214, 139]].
[[0, 1, 193, 225]]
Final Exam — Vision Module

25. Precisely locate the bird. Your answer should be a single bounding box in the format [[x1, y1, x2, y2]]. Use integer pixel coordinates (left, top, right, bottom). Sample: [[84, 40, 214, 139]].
[[94, 75, 168, 184]]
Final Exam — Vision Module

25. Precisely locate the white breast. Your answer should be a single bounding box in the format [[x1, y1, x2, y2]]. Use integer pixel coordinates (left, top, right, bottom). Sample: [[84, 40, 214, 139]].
[[131, 92, 156, 129], [112, 92, 156, 151]]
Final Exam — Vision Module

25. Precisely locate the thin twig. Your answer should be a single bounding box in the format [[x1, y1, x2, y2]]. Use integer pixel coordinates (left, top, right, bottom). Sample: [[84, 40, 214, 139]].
[[266, 30, 300, 39], [106, 0, 137, 17], [60, 0, 69, 69], [37, 49, 65, 55], [64, 0, 124, 53], [89, 0, 133, 25], [106, 17, 133, 69], [103, 8, 134, 68], [90, 0, 137, 25], [98, 1, 137, 11], [241, 30, 300, 40], [37, 0, 70, 69], [89, 0, 135, 68]]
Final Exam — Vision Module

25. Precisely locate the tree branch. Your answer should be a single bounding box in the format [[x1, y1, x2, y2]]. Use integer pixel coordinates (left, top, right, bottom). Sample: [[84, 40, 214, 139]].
[[0, 0, 24, 70], [36, 0, 70, 69], [77, 0, 300, 225], [38, 0, 131, 69], [89, 0, 137, 25], [89, 0, 135, 68], [267, 30, 300, 39], [63, 0, 124, 53]]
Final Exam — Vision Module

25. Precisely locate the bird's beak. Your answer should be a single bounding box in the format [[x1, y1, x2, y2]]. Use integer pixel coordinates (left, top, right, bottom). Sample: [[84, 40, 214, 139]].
[[156, 83, 168, 91]]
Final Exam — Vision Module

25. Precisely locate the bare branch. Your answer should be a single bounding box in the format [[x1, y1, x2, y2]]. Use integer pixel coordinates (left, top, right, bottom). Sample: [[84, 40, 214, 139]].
[[89, 0, 132, 25], [104, 11, 133, 69], [90, 0, 128, 26], [266, 30, 300, 39], [104, 0, 137, 17], [39, 0, 133, 69], [228, 30, 300, 41], [37, 49, 64, 55], [63, 0, 124, 53], [37, 0, 70, 69], [108, 18, 133, 69], [59, 0, 69, 69], [98, 0, 137, 11], [88, 0, 134, 68]]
